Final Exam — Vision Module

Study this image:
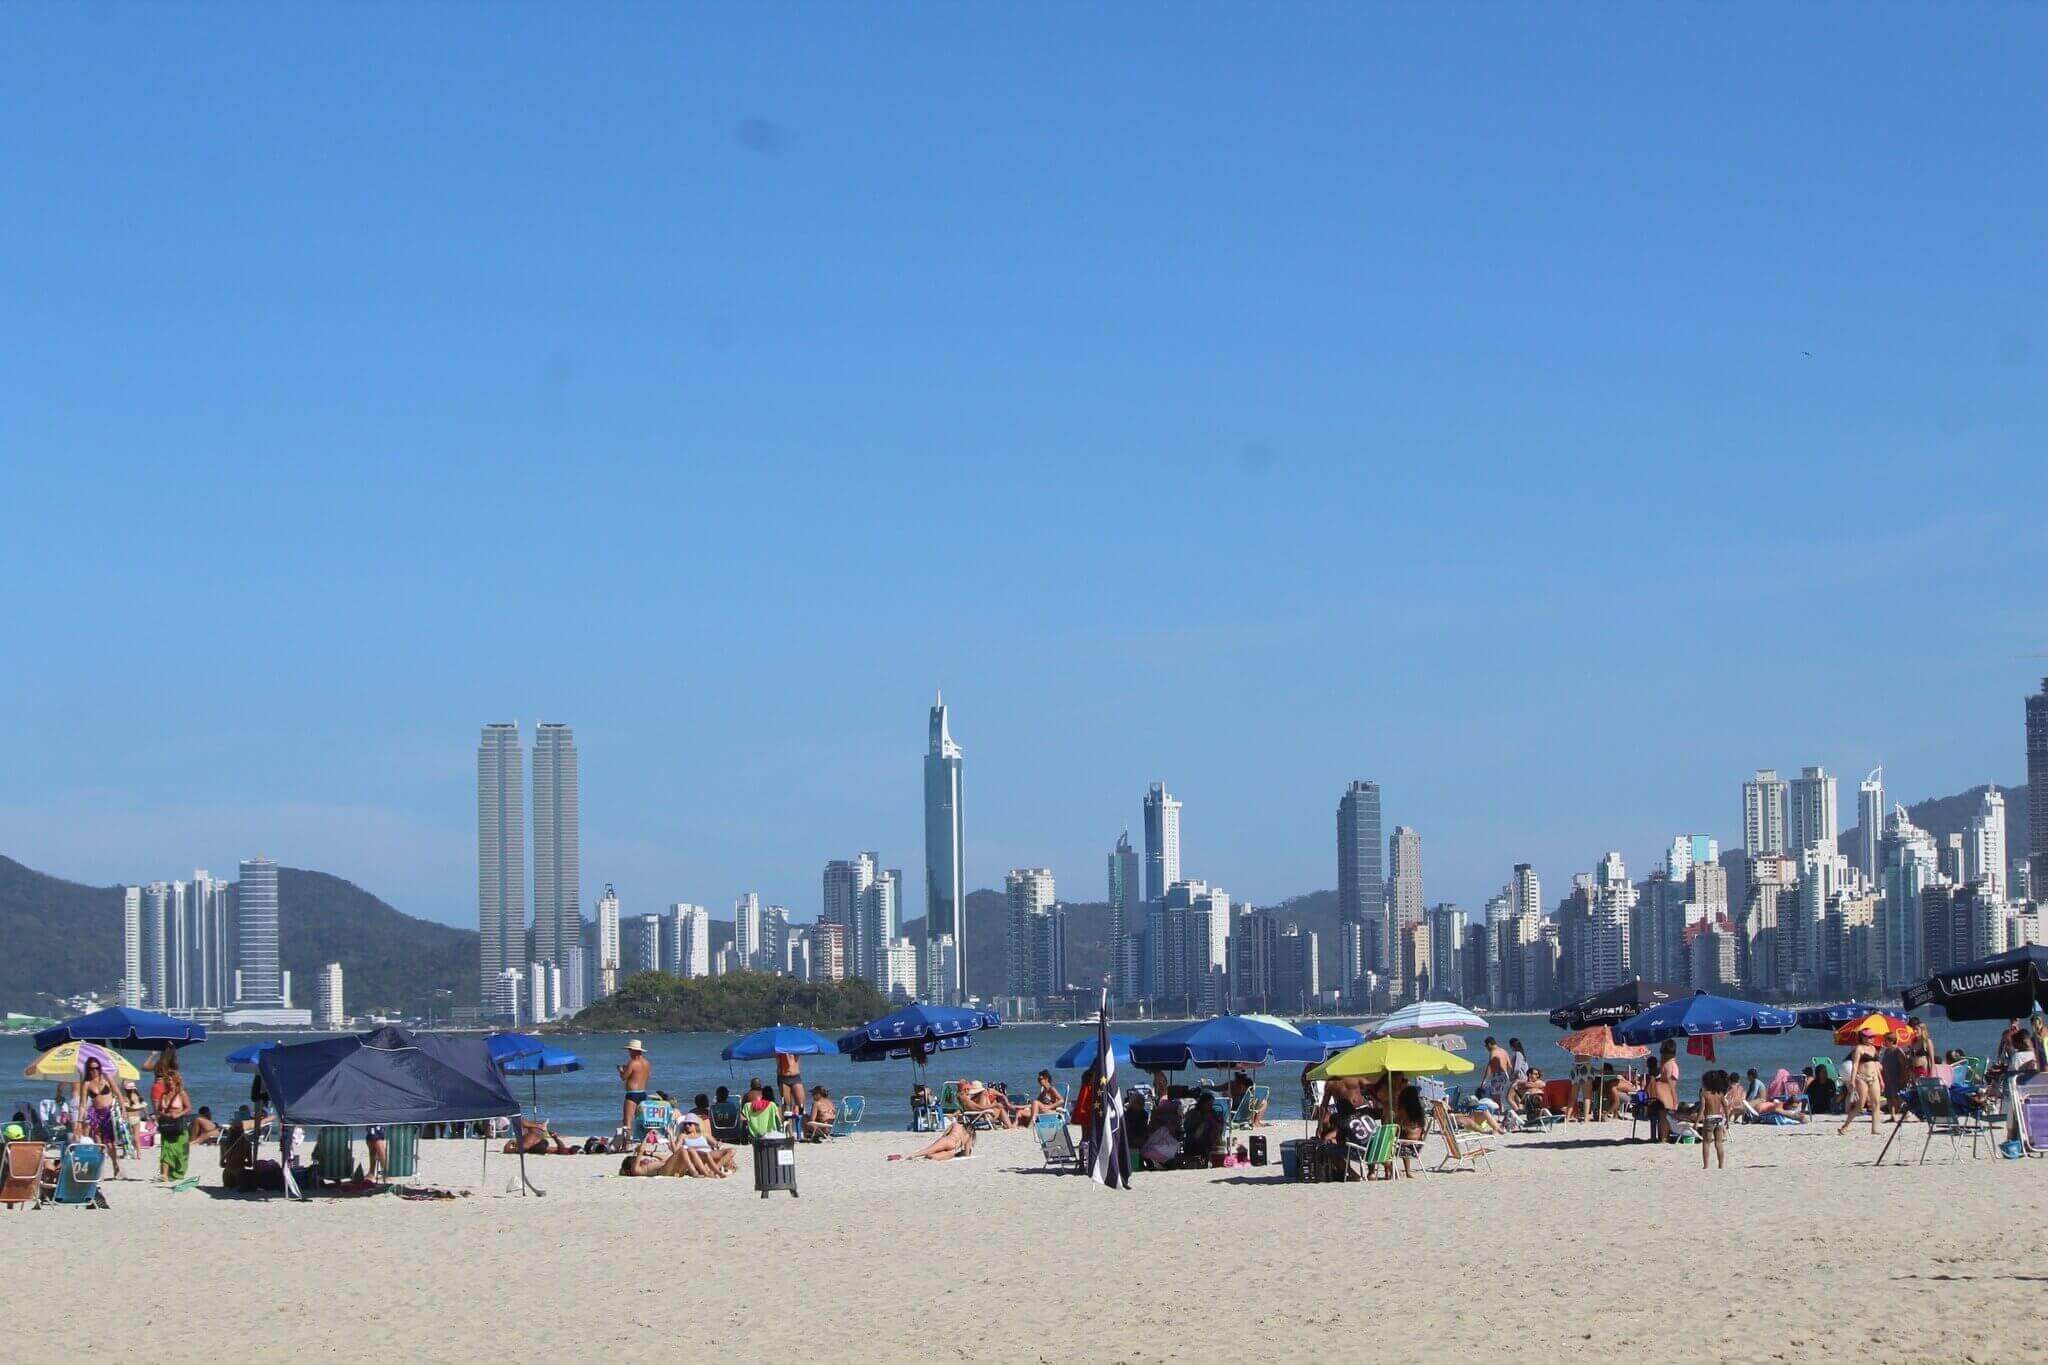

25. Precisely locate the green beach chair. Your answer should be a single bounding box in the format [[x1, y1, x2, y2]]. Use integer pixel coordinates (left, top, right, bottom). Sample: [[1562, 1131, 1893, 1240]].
[[1228, 1085, 1269, 1131], [381, 1124, 420, 1180]]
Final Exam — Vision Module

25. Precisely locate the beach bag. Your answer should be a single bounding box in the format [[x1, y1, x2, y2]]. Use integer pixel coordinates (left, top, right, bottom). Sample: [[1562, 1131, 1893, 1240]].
[[138, 1120, 157, 1148], [1999, 1139, 2025, 1160]]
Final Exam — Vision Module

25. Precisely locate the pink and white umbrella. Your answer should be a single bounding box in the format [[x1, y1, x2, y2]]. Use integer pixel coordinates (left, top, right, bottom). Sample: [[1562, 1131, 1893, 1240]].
[[1364, 1001, 1487, 1040]]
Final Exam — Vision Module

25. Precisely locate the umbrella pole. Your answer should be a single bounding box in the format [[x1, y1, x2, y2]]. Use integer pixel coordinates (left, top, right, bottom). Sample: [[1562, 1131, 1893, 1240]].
[[1872, 1102, 1910, 1168]]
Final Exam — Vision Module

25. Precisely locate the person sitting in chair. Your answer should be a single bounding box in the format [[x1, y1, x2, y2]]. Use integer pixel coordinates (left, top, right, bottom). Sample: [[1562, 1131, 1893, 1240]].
[[804, 1087, 838, 1141]]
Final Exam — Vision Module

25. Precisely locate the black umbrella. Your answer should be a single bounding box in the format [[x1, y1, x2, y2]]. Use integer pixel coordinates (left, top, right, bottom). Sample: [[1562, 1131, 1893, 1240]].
[[1547, 979, 1688, 1031], [1901, 945, 2048, 1022]]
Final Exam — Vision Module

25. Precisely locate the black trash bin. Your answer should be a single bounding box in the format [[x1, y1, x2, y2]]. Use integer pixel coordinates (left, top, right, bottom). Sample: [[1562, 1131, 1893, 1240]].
[[751, 1134, 798, 1199]]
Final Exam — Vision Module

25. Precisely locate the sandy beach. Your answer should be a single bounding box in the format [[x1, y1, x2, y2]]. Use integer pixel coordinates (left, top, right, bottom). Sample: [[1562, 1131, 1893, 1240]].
[[4, 1120, 2038, 1363]]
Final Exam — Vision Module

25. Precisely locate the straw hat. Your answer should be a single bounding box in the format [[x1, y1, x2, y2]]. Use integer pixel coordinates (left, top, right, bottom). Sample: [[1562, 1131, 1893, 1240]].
[[626, 1039, 645, 1053]]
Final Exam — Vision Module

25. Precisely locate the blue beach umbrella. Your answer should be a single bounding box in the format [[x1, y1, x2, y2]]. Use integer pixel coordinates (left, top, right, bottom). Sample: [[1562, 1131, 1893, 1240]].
[[1612, 991, 1798, 1047], [502, 1046, 584, 1108], [226, 1041, 284, 1074], [1292, 1022, 1364, 1056], [34, 1007, 207, 1053], [485, 1032, 548, 1069], [722, 1026, 839, 1062], [1130, 1015, 1328, 1072], [1795, 1002, 1899, 1030], [1052, 1033, 1137, 1070], [837, 1004, 1000, 1063]]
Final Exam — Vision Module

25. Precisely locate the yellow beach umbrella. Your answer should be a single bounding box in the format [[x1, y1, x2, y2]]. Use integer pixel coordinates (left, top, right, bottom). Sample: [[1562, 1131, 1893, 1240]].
[[1308, 1036, 1473, 1081], [23, 1041, 140, 1082]]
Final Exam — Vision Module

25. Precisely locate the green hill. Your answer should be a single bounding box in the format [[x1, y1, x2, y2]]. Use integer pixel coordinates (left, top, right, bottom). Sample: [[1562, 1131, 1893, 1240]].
[[563, 970, 890, 1032]]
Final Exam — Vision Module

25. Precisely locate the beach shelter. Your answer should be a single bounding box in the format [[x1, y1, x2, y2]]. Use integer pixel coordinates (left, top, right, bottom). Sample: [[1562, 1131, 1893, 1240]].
[[1052, 1033, 1137, 1070], [1292, 1022, 1364, 1056], [837, 1004, 1001, 1062], [1130, 1015, 1326, 1071], [34, 1007, 206, 1053], [1795, 1002, 1899, 1030], [258, 1026, 525, 1198], [1548, 980, 1686, 1031], [1902, 944, 2048, 1022], [1611, 991, 1798, 1046], [1366, 1001, 1486, 1040], [23, 1041, 139, 1082], [722, 1026, 838, 1062]]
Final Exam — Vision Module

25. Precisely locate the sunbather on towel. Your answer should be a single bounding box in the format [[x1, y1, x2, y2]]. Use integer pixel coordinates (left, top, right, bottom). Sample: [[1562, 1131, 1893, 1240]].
[[890, 1118, 976, 1162], [505, 1119, 577, 1154]]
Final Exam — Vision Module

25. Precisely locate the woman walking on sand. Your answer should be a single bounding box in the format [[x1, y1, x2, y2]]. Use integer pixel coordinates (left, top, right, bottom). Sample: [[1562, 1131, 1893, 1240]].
[[1838, 1030, 1882, 1135], [1647, 1040, 1680, 1143]]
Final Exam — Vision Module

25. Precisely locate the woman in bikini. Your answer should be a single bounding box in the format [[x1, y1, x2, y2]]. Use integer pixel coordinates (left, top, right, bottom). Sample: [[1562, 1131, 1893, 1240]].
[[1838, 1031, 1883, 1135], [75, 1056, 124, 1177], [892, 1117, 977, 1162]]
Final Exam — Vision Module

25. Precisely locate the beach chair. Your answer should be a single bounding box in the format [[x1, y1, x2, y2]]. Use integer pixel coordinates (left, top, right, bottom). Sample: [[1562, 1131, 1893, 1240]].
[[2, 1141, 43, 1209], [46, 1140, 107, 1208], [1916, 1080, 1977, 1163], [1519, 1094, 1562, 1132], [2020, 1085, 2048, 1156], [1432, 1101, 1492, 1174], [828, 1096, 865, 1138], [1342, 1118, 1390, 1181], [632, 1099, 678, 1144], [1227, 1084, 1269, 1132], [941, 1082, 1000, 1131], [1035, 1113, 1080, 1170], [710, 1101, 744, 1144]]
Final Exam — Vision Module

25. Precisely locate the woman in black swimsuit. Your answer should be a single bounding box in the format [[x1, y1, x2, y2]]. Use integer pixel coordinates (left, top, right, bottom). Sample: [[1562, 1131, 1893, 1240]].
[[77, 1056, 124, 1177]]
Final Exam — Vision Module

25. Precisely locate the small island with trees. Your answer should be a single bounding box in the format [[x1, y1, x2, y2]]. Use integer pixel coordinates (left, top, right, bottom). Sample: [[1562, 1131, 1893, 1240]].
[[557, 970, 894, 1033]]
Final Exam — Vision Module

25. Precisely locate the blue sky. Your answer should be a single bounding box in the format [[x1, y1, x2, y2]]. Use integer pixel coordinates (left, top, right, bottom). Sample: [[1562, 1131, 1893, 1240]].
[[5, 8, 2043, 928]]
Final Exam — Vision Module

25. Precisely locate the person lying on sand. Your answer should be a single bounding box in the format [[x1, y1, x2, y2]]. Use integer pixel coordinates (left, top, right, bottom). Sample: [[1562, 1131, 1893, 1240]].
[[889, 1118, 976, 1162], [504, 1118, 578, 1154]]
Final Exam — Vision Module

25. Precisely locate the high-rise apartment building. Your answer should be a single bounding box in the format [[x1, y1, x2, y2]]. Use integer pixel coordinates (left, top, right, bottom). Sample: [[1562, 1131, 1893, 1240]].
[[1337, 781, 1384, 983], [822, 854, 874, 969], [140, 881, 171, 1009], [1004, 868, 1056, 1008], [1789, 766, 1839, 857], [628, 913, 661, 976], [1143, 783, 1182, 903], [672, 903, 711, 977], [1585, 852, 1634, 993], [733, 892, 762, 969], [1424, 904, 1467, 1004], [236, 856, 282, 1006], [1969, 788, 2008, 902], [1387, 826, 1424, 960], [811, 920, 848, 983], [1108, 831, 1140, 1004], [1855, 768, 1886, 882], [316, 963, 344, 1030], [1666, 835, 1719, 882], [923, 695, 965, 1001], [1743, 770, 1788, 857], [596, 885, 621, 999], [120, 886, 144, 1007], [857, 874, 897, 986], [531, 722, 581, 979], [2029, 679, 2048, 896], [477, 723, 526, 1005]]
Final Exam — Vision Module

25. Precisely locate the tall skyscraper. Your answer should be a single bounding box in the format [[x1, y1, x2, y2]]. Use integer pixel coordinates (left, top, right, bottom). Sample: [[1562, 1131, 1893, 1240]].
[[1789, 765, 1839, 856], [1424, 904, 1467, 1003], [477, 723, 526, 1005], [673, 903, 711, 977], [1108, 831, 1140, 1003], [734, 891, 762, 968], [1879, 805, 1939, 986], [1855, 768, 1886, 882], [316, 963, 344, 1030], [1387, 826, 1424, 958], [236, 856, 282, 1006], [1337, 781, 1384, 983], [120, 886, 143, 1007], [1969, 788, 2008, 902], [596, 885, 621, 999], [858, 873, 897, 985], [2029, 679, 2048, 895], [1143, 782, 1182, 903], [1005, 867, 1056, 1007], [531, 722, 581, 977], [923, 694, 965, 1001], [1743, 769, 1788, 857], [140, 881, 171, 1009]]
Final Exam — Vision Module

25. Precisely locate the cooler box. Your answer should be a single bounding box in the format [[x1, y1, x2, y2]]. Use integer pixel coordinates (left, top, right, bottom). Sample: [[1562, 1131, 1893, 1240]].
[[1280, 1139, 1305, 1180], [751, 1134, 798, 1199]]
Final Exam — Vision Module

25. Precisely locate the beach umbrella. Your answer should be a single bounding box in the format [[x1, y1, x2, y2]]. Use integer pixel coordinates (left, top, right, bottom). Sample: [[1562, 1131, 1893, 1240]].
[[226, 1041, 284, 1074], [1548, 980, 1687, 1031], [501, 1046, 584, 1108], [1611, 991, 1798, 1047], [33, 1006, 207, 1053], [1052, 1032, 1137, 1070], [1366, 1001, 1486, 1040], [1902, 944, 2048, 1022], [1238, 1014, 1304, 1033], [485, 1032, 548, 1069], [1307, 1037, 1473, 1082], [1557, 1026, 1649, 1062], [837, 1004, 1001, 1063], [722, 1026, 838, 1062], [24, 1041, 139, 1082], [1130, 1015, 1327, 1072], [1831, 1014, 1913, 1047], [1292, 1022, 1364, 1056], [1795, 1002, 1899, 1030]]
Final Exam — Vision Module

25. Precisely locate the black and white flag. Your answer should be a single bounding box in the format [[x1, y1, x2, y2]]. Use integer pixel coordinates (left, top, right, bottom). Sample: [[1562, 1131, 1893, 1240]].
[[1089, 988, 1130, 1189]]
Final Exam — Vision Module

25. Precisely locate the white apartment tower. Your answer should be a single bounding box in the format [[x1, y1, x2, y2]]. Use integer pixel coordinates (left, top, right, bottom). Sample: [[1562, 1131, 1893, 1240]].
[[1789, 766, 1839, 857], [596, 885, 621, 998], [1743, 770, 1788, 857], [1969, 788, 2008, 902], [316, 963, 345, 1030]]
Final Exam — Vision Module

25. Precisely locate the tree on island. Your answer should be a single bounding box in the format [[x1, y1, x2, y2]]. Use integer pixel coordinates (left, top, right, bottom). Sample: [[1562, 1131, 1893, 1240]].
[[562, 970, 894, 1033]]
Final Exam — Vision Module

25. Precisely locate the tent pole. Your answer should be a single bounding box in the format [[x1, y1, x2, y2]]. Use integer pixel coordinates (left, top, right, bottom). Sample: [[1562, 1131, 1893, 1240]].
[[1873, 1103, 1909, 1167]]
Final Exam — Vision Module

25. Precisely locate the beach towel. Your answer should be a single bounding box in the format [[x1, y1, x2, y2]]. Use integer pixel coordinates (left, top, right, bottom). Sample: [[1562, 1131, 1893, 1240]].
[[1765, 1069, 1794, 1101]]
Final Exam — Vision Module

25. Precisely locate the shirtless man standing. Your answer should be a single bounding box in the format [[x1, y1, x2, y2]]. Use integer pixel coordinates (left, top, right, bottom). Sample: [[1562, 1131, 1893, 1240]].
[[1482, 1037, 1511, 1108], [619, 1040, 652, 1134]]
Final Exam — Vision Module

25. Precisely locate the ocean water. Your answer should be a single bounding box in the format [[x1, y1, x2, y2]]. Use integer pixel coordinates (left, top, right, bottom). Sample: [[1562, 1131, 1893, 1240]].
[[3, 1014, 2012, 1137]]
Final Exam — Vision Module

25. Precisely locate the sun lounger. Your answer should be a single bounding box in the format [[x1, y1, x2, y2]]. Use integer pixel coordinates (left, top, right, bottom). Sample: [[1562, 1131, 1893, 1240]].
[[2, 1141, 43, 1209], [941, 1082, 1002, 1131], [1432, 1101, 1492, 1173], [47, 1140, 108, 1208], [828, 1096, 865, 1138], [1916, 1080, 1978, 1163], [1343, 1119, 1393, 1181], [2020, 1084, 2048, 1156], [1036, 1113, 1080, 1170], [1228, 1084, 1269, 1132], [710, 1101, 745, 1144]]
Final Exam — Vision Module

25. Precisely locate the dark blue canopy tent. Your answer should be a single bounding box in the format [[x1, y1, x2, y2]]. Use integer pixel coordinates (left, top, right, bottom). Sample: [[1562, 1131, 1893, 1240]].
[[257, 1026, 528, 1198]]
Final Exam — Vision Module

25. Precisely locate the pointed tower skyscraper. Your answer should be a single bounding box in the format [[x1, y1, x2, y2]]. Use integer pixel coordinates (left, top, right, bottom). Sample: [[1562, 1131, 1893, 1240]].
[[924, 693, 965, 1002]]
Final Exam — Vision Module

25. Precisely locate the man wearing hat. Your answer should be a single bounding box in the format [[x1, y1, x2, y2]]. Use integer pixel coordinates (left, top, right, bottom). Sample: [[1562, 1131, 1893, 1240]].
[[619, 1040, 652, 1135]]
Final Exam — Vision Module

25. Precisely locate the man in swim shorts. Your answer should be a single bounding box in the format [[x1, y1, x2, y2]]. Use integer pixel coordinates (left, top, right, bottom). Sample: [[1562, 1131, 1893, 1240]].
[[619, 1040, 652, 1133]]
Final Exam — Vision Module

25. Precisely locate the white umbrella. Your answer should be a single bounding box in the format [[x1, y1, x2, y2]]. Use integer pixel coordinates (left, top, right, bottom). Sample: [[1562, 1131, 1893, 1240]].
[[1365, 1001, 1487, 1040]]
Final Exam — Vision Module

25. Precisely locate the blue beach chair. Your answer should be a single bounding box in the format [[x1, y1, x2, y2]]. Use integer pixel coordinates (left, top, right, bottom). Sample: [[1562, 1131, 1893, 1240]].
[[48, 1139, 108, 1208], [829, 1096, 865, 1138]]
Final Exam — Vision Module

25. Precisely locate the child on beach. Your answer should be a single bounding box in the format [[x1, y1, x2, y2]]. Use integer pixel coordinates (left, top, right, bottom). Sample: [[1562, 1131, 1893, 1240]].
[[1697, 1070, 1737, 1170]]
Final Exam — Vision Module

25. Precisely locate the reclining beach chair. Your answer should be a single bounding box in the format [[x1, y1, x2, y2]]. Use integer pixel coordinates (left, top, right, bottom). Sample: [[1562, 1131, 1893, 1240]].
[[2, 1140, 43, 1209], [2020, 1083, 2048, 1157], [1228, 1084, 1269, 1132], [1916, 1080, 1977, 1163], [710, 1101, 745, 1144], [941, 1082, 1001, 1131], [46, 1139, 108, 1208], [1341, 1118, 1387, 1181], [1036, 1112, 1080, 1170], [1432, 1100, 1492, 1173], [828, 1096, 865, 1138]]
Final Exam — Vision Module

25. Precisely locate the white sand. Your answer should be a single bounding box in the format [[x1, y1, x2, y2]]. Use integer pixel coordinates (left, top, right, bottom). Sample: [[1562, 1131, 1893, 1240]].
[[4, 1120, 2038, 1362]]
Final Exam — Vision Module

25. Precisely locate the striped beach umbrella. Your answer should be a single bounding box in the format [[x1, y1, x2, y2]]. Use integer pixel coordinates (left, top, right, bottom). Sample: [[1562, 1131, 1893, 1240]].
[[1365, 1000, 1486, 1040]]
